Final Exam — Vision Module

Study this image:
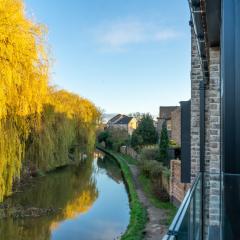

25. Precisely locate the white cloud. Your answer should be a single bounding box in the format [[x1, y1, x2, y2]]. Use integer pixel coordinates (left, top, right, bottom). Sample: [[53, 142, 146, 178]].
[[96, 19, 180, 50], [154, 30, 179, 41]]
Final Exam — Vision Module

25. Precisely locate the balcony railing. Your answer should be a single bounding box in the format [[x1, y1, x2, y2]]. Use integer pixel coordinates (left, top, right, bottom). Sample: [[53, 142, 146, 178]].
[[163, 174, 202, 240]]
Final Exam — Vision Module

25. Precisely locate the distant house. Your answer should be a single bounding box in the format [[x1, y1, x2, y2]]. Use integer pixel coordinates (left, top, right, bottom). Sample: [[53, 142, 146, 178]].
[[102, 113, 118, 124], [157, 106, 180, 144], [107, 114, 137, 135]]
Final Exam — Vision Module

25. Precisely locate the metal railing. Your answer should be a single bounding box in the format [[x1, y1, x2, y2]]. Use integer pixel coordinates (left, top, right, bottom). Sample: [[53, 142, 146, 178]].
[[163, 174, 202, 240]]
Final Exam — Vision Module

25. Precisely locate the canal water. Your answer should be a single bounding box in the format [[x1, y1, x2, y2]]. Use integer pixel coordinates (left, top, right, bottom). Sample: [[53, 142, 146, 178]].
[[0, 151, 130, 240]]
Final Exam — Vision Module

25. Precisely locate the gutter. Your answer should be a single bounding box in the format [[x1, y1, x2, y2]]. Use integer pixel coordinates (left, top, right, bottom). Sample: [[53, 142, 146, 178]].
[[188, 0, 209, 84]]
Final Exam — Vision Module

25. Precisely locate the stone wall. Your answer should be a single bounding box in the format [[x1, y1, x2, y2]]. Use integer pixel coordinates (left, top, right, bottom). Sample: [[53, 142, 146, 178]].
[[204, 47, 221, 237], [170, 160, 190, 206], [191, 28, 202, 181], [190, 28, 221, 239], [171, 107, 181, 146]]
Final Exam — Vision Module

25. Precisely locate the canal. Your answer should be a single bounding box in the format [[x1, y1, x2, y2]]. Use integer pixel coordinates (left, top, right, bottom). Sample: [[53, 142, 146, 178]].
[[0, 151, 130, 240]]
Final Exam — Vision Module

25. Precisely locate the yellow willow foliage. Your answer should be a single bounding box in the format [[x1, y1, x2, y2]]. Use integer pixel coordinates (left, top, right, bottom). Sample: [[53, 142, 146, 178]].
[[0, 120, 23, 198], [0, 0, 48, 118], [0, 0, 101, 201], [25, 90, 100, 172], [0, 0, 48, 201], [49, 89, 100, 124], [25, 104, 77, 171]]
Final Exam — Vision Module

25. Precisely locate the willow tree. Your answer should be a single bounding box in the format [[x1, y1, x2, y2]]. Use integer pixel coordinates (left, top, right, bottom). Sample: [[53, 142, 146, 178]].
[[26, 89, 100, 172], [0, 0, 100, 201], [0, 0, 48, 200]]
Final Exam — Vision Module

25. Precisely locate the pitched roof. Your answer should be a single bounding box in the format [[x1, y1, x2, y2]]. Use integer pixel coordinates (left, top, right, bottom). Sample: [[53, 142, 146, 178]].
[[108, 114, 133, 125], [159, 106, 179, 120], [108, 114, 122, 124], [116, 116, 133, 125]]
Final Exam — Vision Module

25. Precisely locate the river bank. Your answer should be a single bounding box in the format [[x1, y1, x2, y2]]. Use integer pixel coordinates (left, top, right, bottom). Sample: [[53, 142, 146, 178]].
[[98, 147, 176, 240], [98, 147, 148, 240]]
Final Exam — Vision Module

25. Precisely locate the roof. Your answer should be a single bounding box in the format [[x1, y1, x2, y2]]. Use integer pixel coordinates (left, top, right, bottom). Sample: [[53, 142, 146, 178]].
[[159, 106, 179, 120], [108, 114, 134, 125], [116, 116, 133, 125], [108, 114, 122, 124], [102, 113, 118, 124]]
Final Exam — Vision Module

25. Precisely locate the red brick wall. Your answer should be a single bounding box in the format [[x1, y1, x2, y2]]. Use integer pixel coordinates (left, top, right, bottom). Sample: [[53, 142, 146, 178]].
[[170, 160, 190, 206]]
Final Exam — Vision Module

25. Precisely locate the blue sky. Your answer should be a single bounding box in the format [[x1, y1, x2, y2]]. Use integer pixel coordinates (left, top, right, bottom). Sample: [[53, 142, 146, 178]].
[[25, 0, 191, 116]]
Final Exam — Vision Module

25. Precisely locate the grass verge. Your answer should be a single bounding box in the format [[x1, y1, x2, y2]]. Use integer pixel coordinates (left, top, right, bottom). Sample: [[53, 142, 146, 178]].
[[138, 173, 177, 225], [97, 147, 147, 240], [119, 153, 138, 165]]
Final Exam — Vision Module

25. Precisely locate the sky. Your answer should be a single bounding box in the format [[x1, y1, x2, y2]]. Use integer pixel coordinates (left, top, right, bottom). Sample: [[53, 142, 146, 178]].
[[25, 0, 191, 116]]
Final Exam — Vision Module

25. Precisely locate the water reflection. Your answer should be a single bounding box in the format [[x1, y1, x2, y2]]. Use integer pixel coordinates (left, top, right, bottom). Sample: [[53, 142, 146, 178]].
[[97, 154, 122, 183], [0, 151, 130, 240]]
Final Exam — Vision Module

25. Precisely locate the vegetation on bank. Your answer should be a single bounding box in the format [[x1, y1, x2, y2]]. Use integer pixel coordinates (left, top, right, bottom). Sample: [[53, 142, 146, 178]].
[[131, 114, 158, 150], [98, 113, 178, 230], [138, 173, 176, 225], [118, 150, 176, 226], [100, 147, 177, 238], [98, 147, 147, 240], [159, 124, 170, 166], [98, 113, 171, 166], [98, 128, 130, 151], [0, 0, 100, 201]]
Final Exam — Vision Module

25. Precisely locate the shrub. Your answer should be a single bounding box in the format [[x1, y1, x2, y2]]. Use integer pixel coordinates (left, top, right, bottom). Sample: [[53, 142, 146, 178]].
[[140, 147, 159, 162], [152, 182, 170, 202], [98, 128, 129, 152], [139, 160, 157, 177], [169, 139, 176, 146], [139, 159, 170, 202], [159, 124, 169, 166], [139, 160, 164, 178]]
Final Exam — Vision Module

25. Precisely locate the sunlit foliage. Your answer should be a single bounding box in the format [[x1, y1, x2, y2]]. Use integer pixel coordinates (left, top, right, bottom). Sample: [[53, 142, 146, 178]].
[[0, 0, 100, 201]]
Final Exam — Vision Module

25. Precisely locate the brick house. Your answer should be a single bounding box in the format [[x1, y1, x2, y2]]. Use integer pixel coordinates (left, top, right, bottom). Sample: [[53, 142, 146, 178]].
[[164, 1, 240, 240], [107, 114, 137, 135], [157, 106, 180, 143], [170, 107, 181, 146]]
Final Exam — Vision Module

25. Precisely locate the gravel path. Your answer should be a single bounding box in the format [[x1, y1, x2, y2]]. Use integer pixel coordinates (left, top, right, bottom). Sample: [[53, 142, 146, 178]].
[[128, 164, 168, 240]]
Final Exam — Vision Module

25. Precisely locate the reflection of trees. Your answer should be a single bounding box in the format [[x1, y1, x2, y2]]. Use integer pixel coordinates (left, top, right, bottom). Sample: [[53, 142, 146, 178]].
[[0, 217, 52, 240], [0, 160, 98, 240], [97, 155, 123, 184]]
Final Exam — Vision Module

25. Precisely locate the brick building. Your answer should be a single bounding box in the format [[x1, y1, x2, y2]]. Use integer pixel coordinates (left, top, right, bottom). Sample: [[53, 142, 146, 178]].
[[164, 1, 240, 240], [170, 107, 181, 146], [157, 106, 180, 143]]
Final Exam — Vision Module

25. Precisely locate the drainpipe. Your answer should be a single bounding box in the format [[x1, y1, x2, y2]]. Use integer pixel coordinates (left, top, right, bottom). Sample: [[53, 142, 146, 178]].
[[200, 80, 205, 173], [199, 79, 205, 240]]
